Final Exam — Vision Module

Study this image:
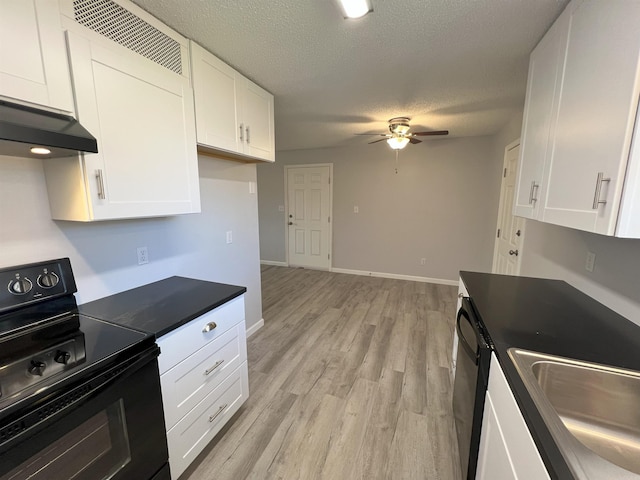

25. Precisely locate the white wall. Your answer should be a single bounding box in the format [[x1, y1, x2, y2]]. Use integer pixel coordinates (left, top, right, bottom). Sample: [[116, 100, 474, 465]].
[[0, 154, 263, 331], [257, 136, 504, 283]]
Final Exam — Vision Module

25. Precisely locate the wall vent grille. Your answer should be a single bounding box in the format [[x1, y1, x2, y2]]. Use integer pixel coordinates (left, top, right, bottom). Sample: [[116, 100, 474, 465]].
[[73, 0, 182, 74]]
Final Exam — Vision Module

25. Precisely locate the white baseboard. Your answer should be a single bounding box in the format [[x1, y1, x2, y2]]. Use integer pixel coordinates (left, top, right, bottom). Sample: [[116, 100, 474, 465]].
[[246, 318, 264, 337], [330, 267, 458, 286], [260, 260, 289, 267]]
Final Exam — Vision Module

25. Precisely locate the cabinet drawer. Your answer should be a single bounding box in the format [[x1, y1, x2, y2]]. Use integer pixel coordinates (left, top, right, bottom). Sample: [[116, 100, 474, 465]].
[[158, 295, 245, 374], [161, 322, 247, 429], [166, 362, 249, 480]]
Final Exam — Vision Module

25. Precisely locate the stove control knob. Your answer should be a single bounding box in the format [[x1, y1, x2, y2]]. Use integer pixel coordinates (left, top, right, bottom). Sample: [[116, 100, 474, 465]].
[[54, 350, 71, 365], [37, 272, 59, 289], [9, 278, 33, 295], [28, 360, 47, 376]]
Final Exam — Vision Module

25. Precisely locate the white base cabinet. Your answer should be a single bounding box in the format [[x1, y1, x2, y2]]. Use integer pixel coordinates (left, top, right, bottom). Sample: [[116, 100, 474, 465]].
[[157, 296, 249, 480], [476, 353, 549, 480], [190, 41, 275, 162], [0, 0, 74, 112]]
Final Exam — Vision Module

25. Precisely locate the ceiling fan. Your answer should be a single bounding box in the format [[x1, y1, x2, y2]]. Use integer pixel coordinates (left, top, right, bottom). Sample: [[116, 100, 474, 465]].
[[357, 117, 449, 149]]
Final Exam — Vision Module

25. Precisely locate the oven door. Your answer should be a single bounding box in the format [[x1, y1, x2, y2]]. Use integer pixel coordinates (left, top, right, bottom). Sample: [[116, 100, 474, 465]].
[[0, 347, 169, 480]]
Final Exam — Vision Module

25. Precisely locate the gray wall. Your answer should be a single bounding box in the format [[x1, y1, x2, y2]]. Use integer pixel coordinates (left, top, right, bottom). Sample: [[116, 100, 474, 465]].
[[0, 155, 263, 331], [257, 136, 504, 282], [521, 221, 640, 324]]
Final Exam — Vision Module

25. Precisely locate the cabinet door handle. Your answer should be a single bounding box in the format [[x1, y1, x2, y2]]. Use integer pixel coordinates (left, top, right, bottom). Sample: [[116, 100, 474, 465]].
[[239, 123, 244, 142], [528, 181, 539, 205], [208, 404, 227, 423], [204, 359, 224, 376], [95, 169, 106, 200], [202, 322, 217, 333], [592, 172, 611, 209], [246, 125, 250, 144]]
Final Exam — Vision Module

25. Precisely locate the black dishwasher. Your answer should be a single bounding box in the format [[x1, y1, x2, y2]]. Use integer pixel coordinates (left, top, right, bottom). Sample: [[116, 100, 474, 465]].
[[452, 297, 493, 480]]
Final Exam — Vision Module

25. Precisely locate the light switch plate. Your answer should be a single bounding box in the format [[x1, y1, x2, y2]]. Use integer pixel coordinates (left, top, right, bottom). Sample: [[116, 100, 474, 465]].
[[585, 252, 596, 272]]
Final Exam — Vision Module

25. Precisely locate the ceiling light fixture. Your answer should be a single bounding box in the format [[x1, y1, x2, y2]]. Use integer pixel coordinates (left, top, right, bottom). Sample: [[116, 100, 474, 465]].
[[387, 136, 410, 150], [336, 0, 372, 19], [30, 147, 51, 155]]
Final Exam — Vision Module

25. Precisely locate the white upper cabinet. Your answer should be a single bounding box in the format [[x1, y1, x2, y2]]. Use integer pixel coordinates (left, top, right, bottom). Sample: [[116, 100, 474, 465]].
[[0, 0, 73, 111], [514, 9, 569, 220], [241, 78, 275, 161], [191, 41, 275, 162], [44, 0, 200, 221], [542, 0, 640, 235], [515, 0, 640, 237]]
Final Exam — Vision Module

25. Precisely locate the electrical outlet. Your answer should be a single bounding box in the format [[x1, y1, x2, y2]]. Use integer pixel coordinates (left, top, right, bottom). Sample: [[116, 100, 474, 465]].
[[226, 231, 233, 244], [420, 258, 426, 265], [585, 251, 596, 272], [278, 205, 285, 212], [137, 246, 149, 265], [354, 206, 359, 214]]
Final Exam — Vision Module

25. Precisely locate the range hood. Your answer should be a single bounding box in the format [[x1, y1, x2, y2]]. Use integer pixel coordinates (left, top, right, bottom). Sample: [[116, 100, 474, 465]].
[[0, 100, 98, 159]]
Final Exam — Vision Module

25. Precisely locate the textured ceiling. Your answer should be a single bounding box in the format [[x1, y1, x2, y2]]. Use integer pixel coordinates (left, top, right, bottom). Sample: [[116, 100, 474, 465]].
[[131, 0, 569, 151]]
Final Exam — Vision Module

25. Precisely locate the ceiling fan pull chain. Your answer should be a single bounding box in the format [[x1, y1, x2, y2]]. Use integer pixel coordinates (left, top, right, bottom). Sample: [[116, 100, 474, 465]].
[[395, 149, 399, 174]]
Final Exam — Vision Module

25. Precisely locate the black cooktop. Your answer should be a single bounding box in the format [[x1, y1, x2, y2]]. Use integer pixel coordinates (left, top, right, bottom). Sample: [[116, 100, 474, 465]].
[[0, 259, 155, 422]]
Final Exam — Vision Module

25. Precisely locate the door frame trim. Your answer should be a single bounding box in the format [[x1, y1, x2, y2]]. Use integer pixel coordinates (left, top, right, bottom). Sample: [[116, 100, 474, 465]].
[[492, 139, 525, 274], [284, 163, 334, 269]]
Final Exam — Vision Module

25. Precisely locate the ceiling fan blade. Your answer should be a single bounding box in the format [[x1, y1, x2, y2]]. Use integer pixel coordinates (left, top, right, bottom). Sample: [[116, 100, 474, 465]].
[[368, 138, 388, 144], [355, 133, 388, 136], [409, 137, 422, 144], [411, 130, 449, 136]]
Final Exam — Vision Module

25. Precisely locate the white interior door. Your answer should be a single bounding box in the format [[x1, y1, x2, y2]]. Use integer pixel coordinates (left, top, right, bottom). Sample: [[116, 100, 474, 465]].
[[286, 165, 332, 269], [493, 141, 525, 275]]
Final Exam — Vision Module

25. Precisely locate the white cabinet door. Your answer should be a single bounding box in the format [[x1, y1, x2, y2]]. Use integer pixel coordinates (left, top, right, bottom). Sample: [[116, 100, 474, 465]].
[[514, 8, 569, 219], [191, 42, 242, 154], [0, 0, 73, 111], [542, 0, 640, 235], [476, 393, 518, 480], [190, 41, 275, 162], [47, 30, 200, 221], [241, 77, 275, 162], [477, 354, 550, 480]]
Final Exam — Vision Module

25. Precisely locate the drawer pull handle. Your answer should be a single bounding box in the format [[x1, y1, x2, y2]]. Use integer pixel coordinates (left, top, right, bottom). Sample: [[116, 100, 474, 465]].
[[209, 404, 227, 423], [202, 322, 217, 333], [204, 360, 224, 376], [592, 172, 611, 209]]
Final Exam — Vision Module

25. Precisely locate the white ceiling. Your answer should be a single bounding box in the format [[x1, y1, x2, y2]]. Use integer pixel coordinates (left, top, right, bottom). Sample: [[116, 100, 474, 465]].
[[131, 0, 569, 151]]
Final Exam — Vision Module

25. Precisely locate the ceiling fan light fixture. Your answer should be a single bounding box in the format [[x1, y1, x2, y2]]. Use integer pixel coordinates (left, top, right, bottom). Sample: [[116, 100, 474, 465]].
[[336, 0, 372, 19], [387, 136, 410, 150]]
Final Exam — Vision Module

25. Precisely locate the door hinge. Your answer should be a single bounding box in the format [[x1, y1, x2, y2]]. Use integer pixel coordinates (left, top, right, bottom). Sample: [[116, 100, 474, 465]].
[[503, 168, 507, 178], [328, 177, 331, 184], [328, 253, 330, 260], [328, 216, 331, 223], [497, 228, 501, 238]]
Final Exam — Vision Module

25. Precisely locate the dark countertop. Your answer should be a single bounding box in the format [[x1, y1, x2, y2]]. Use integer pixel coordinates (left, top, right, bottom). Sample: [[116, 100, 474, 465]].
[[79, 276, 246, 338], [460, 271, 640, 480]]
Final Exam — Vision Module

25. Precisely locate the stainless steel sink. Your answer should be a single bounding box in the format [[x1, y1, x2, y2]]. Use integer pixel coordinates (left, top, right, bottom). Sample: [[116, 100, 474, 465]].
[[508, 348, 640, 479]]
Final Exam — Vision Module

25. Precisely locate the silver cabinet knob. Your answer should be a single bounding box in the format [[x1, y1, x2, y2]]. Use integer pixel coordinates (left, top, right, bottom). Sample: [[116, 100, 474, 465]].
[[202, 322, 217, 333]]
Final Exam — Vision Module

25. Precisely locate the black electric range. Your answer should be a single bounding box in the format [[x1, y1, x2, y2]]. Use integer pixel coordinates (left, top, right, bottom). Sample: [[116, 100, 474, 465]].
[[0, 258, 170, 480]]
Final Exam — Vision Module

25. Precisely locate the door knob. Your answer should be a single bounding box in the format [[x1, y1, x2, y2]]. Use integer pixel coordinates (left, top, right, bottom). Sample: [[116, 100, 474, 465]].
[[509, 249, 519, 256]]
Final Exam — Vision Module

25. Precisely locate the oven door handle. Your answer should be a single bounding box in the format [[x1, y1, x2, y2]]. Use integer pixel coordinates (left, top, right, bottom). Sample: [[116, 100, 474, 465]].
[[456, 305, 479, 364]]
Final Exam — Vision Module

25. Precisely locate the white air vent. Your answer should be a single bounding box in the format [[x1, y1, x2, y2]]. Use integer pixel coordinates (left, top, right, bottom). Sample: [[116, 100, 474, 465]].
[[73, 0, 182, 74]]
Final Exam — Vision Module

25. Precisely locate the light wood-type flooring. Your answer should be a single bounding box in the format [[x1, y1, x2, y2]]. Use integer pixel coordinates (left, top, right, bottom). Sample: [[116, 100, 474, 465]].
[[182, 266, 461, 480]]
